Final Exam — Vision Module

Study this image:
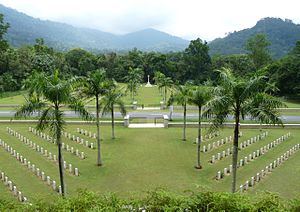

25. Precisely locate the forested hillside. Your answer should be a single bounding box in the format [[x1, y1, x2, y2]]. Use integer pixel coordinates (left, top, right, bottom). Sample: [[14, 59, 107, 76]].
[[0, 4, 188, 52], [209, 17, 300, 58]]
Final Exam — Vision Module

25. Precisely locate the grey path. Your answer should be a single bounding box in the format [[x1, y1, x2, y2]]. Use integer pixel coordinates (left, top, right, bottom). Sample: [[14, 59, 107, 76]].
[[1, 110, 300, 122]]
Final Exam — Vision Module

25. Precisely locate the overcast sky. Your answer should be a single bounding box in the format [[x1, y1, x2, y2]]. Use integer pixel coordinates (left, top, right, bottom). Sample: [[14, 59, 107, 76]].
[[0, 0, 299, 41]]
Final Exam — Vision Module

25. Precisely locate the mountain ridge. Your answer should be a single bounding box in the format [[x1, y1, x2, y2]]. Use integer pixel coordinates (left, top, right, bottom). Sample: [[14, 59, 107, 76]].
[[0, 4, 189, 52], [209, 17, 300, 58]]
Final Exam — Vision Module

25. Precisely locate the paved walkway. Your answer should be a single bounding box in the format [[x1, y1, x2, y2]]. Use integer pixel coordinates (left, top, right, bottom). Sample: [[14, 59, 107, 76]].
[[128, 123, 164, 128]]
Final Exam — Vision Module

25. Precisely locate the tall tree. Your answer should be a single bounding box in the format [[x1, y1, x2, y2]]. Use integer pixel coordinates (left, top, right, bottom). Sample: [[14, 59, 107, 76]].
[[124, 67, 143, 102], [245, 34, 272, 70], [206, 68, 284, 192], [183, 38, 211, 83], [189, 86, 212, 169], [159, 73, 173, 103], [168, 84, 192, 141], [102, 85, 127, 139], [15, 70, 92, 197], [80, 68, 111, 166], [0, 13, 9, 52]]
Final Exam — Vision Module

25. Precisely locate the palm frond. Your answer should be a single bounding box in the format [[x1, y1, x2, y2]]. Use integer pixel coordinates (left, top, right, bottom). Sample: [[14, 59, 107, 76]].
[[14, 96, 46, 118]]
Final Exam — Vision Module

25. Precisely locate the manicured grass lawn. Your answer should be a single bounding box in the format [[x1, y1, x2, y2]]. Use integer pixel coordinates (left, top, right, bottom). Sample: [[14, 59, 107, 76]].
[[1, 123, 299, 202], [0, 94, 25, 105]]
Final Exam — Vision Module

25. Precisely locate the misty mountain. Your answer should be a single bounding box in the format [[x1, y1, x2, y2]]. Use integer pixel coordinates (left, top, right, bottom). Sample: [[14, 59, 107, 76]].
[[0, 4, 189, 52], [209, 17, 300, 58]]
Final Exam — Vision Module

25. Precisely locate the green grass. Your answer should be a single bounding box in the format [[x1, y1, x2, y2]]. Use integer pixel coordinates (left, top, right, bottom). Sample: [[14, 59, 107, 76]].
[[0, 123, 299, 202]]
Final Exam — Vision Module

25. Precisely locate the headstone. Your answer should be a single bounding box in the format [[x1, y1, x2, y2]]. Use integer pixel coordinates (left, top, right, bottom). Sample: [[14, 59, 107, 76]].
[[47, 176, 51, 185], [8, 181, 13, 190], [75, 168, 79, 176], [41, 172, 45, 181], [18, 191, 23, 202], [250, 176, 255, 187], [256, 173, 260, 182], [229, 165, 232, 173], [13, 186, 17, 195], [211, 155, 215, 163], [240, 159, 244, 167], [245, 181, 249, 190], [68, 164, 72, 173], [52, 180, 56, 191], [224, 168, 227, 175], [203, 145, 206, 152], [217, 171, 221, 180], [217, 153, 221, 160], [81, 152, 85, 159], [261, 169, 264, 178]]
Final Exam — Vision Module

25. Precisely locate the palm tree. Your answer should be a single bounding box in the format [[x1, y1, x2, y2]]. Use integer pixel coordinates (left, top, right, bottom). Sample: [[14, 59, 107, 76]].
[[102, 85, 127, 139], [153, 71, 164, 96], [159, 75, 173, 104], [124, 67, 143, 102], [206, 68, 284, 192], [188, 86, 212, 169], [168, 83, 191, 141], [22, 70, 46, 101], [15, 70, 92, 197], [80, 68, 111, 166]]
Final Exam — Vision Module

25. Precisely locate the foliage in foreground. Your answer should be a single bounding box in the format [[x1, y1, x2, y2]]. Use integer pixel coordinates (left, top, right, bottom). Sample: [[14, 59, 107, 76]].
[[1, 189, 300, 212]]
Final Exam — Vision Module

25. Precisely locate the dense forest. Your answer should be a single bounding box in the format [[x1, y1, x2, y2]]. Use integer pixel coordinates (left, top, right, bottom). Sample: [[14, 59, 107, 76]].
[[209, 17, 300, 58], [0, 13, 299, 98]]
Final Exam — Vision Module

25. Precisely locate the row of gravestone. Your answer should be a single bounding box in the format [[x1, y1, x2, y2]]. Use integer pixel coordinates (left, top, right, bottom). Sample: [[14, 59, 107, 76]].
[[211, 131, 271, 164], [27, 127, 85, 159], [6, 127, 80, 176], [62, 129, 95, 149], [77, 128, 97, 139], [239, 143, 300, 192], [239, 131, 269, 150], [216, 132, 291, 179], [195, 131, 220, 143], [202, 136, 233, 153], [0, 171, 28, 202], [203, 131, 268, 154], [0, 139, 64, 194]]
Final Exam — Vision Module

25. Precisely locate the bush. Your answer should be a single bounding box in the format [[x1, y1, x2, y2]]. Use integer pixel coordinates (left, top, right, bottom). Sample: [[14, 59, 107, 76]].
[[0, 189, 298, 211]]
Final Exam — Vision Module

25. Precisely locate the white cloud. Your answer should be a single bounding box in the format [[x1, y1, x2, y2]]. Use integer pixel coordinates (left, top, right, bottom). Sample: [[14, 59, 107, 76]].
[[0, 0, 299, 41]]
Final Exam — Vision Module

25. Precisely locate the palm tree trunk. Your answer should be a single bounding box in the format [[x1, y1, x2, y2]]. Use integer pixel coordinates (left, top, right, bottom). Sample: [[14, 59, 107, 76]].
[[57, 138, 65, 197], [96, 95, 102, 166], [196, 106, 202, 169], [111, 106, 115, 139], [232, 109, 240, 193], [55, 104, 65, 197], [183, 104, 186, 141], [164, 87, 167, 103]]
